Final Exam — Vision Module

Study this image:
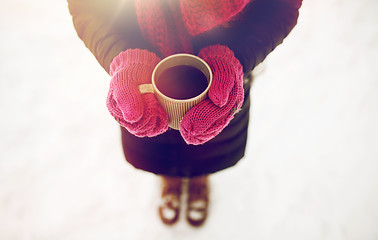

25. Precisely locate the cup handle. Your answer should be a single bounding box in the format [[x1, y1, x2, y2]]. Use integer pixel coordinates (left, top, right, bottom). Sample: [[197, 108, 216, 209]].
[[138, 84, 154, 94]]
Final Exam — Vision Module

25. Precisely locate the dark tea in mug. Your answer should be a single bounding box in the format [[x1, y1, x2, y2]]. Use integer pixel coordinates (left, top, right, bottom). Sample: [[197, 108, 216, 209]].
[[156, 65, 208, 100]]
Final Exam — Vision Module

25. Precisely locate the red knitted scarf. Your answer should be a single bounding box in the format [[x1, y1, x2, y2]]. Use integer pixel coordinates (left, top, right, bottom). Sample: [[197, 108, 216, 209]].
[[134, 0, 251, 57]]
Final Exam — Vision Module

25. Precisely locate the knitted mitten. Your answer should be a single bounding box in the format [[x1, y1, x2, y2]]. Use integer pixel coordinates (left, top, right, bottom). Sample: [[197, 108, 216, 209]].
[[180, 45, 244, 145], [107, 49, 169, 137]]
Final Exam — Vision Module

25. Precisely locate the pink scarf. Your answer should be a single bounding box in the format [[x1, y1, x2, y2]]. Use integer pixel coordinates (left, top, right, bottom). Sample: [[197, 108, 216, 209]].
[[135, 0, 251, 57]]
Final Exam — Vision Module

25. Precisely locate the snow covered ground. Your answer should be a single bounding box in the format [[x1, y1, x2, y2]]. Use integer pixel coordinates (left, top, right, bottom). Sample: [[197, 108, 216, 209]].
[[1, 0, 378, 239]]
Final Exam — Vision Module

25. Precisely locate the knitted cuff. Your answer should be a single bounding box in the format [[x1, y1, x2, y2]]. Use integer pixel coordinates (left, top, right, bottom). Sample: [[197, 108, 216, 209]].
[[109, 49, 161, 76]]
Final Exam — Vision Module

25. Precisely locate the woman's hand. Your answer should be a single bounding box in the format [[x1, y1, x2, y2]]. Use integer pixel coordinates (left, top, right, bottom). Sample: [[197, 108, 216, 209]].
[[107, 49, 169, 137], [180, 45, 244, 145]]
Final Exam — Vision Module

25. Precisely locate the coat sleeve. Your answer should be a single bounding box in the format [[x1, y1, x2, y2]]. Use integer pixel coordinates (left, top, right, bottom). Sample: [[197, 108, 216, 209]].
[[193, 0, 303, 73], [67, 0, 154, 73]]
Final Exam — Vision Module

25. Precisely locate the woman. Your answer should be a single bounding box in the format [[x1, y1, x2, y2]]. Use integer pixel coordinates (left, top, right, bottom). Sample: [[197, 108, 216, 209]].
[[68, 0, 302, 226]]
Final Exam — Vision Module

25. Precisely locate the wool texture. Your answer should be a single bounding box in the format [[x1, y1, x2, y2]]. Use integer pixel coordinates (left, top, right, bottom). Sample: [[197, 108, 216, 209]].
[[180, 0, 251, 36], [135, 0, 193, 57], [107, 49, 169, 137], [180, 45, 244, 145], [198, 45, 243, 107]]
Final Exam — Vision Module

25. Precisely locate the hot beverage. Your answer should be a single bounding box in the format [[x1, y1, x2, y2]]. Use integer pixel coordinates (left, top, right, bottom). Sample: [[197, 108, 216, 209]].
[[148, 53, 212, 130], [156, 65, 208, 100]]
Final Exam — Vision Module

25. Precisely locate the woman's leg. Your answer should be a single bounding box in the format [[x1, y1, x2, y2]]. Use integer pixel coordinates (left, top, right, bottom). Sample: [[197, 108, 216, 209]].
[[159, 175, 183, 225], [187, 175, 210, 227]]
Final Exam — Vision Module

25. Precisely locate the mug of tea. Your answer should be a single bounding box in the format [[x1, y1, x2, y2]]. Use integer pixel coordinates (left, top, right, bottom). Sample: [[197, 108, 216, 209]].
[[138, 54, 213, 130]]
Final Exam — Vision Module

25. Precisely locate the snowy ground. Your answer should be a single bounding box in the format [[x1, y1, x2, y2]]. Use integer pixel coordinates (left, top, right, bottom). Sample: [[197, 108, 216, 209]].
[[1, 0, 378, 239]]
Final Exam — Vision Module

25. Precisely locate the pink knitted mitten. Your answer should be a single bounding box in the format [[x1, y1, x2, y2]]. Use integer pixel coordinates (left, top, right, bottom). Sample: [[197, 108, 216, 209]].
[[107, 49, 169, 137], [180, 45, 244, 145]]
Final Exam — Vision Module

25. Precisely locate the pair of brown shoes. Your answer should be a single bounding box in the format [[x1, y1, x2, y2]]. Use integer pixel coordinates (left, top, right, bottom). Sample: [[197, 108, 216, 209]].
[[159, 176, 209, 227]]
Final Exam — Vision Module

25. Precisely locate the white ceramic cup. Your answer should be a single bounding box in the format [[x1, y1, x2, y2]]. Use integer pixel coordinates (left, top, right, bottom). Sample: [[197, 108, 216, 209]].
[[138, 54, 212, 130]]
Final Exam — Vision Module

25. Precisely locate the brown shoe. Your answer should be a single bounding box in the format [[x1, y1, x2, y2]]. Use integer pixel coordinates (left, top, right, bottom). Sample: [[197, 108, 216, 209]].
[[159, 176, 182, 225], [186, 175, 209, 227]]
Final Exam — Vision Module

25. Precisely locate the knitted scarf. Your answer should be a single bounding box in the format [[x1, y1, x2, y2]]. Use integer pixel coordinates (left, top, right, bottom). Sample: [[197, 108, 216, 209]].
[[134, 0, 251, 57]]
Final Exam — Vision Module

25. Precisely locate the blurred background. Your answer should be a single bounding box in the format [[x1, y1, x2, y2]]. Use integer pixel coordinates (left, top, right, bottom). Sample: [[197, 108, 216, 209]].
[[1, 0, 378, 239]]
